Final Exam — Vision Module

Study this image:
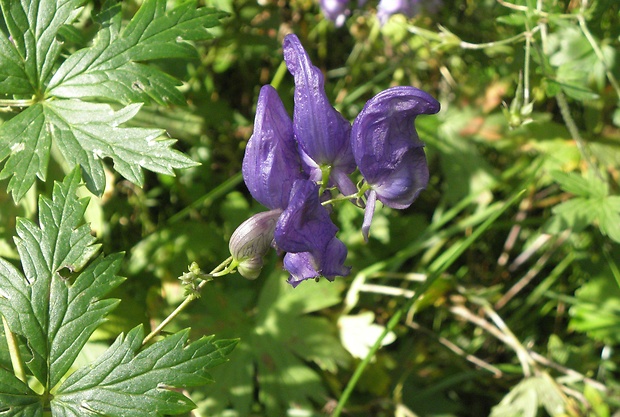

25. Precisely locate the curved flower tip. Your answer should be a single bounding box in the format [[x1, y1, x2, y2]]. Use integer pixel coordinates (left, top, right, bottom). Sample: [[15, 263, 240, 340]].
[[351, 86, 439, 205], [282, 34, 355, 179], [352, 86, 439, 238], [275, 179, 350, 286], [242, 85, 305, 210]]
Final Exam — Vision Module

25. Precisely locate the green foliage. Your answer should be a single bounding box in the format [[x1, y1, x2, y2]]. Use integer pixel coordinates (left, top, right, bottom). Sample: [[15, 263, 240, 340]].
[[0, 0, 226, 201], [549, 170, 620, 242], [0, 169, 236, 415], [2, 0, 620, 415], [191, 272, 350, 416]]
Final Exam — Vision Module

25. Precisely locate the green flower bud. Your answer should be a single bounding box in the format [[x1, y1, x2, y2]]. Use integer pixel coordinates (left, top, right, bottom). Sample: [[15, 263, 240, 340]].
[[229, 209, 282, 279]]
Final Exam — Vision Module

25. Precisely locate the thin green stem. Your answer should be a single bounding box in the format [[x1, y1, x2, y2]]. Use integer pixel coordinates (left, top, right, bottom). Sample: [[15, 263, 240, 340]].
[[2, 315, 26, 383], [0, 98, 36, 111], [458, 26, 540, 50], [332, 189, 525, 416], [270, 60, 288, 91], [141, 256, 233, 345], [577, 13, 620, 100]]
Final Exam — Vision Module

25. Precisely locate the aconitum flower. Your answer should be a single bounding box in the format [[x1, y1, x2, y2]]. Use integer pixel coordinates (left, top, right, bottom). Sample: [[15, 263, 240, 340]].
[[234, 83, 350, 285], [231, 34, 440, 287], [275, 179, 350, 287], [319, 0, 351, 26], [351, 86, 440, 240], [283, 34, 358, 197]]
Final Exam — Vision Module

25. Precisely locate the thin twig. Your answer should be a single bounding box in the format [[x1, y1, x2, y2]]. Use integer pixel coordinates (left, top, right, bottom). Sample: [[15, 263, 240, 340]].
[[406, 320, 503, 378], [142, 257, 232, 345], [495, 230, 569, 310]]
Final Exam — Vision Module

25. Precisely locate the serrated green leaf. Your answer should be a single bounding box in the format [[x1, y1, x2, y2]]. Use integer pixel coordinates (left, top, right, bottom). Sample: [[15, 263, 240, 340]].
[[0, 168, 124, 395], [0, 368, 42, 417], [0, 100, 199, 201], [52, 325, 237, 417], [490, 375, 566, 417], [0, 31, 32, 95], [597, 199, 620, 243], [551, 170, 608, 201], [0, 0, 83, 93], [47, 0, 226, 105]]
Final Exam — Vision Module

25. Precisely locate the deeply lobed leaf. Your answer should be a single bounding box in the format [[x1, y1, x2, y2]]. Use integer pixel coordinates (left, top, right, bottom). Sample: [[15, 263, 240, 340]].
[[52, 326, 237, 417], [0, 0, 224, 201], [0, 168, 124, 393]]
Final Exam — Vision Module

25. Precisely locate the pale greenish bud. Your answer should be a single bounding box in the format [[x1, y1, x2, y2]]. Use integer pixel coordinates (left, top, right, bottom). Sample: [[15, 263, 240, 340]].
[[229, 209, 282, 279]]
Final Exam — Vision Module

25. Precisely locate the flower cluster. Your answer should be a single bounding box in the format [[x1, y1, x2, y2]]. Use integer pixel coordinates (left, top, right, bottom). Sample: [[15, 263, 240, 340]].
[[319, 0, 442, 27], [229, 34, 439, 287]]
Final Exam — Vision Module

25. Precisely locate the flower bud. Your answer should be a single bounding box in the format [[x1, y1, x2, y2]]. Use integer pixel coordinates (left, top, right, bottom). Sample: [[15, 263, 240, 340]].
[[229, 209, 282, 279]]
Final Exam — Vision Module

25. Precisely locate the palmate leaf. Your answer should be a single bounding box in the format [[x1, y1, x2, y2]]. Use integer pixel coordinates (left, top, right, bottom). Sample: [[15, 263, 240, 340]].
[[0, 0, 83, 94], [0, 169, 237, 416], [46, 0, 225, 105], [0, 168, 124, 409], [52, 326, 237, 417], [0, 0, 225, 202]]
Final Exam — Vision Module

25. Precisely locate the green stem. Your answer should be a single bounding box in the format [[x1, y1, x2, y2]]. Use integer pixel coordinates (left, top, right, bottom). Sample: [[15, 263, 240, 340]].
[[577, 13, 620, 100], [0, 98, 36, 109], [2, 315, 26, 382], [270, 60, 288, 91], [141, 256, 233, 345], [332, 189, 525, 416]]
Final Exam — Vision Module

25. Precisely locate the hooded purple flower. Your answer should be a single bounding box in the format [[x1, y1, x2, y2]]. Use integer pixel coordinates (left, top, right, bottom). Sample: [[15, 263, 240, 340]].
[[283, 34, 358, 197], [275, 179, 350, 287], [236, 84, 349, 285], [242, 84, 305, 210], [351, 86, 440, 239]]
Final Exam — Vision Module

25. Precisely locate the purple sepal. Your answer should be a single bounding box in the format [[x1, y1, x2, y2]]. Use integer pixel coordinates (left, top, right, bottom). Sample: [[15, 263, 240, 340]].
[[275, 179, 350, 286], [351, 86, 439, 208], [283, 34, 356, 178], [284, 238, 350, 287], [242, 85, 305, 210]]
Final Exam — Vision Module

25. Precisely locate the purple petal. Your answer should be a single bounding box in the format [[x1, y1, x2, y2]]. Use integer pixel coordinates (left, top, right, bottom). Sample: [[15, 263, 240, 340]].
[[243, 85, 306, 210], [283, 34, 355, 177], [283, 252, 320, 287], [274, 179, 350, 286], [351, 86, 439, 209], [284, 238, 350, 287], [274, 179, 337, 254], [361, 189, 377, 241]]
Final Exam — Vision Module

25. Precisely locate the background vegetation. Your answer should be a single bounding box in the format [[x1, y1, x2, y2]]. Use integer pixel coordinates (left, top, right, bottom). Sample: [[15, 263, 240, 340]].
[[1, 0, 619, 416]]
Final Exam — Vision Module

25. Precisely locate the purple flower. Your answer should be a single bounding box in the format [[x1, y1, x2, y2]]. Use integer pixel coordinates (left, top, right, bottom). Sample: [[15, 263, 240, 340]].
[[242, 85, 305, 210], [351, 86, 440, 239], [319, 0, 351, 26], [275, 179, 350, 287], [283, 34, 358, 197], [237, 83, 349, 286], [377, 0, 417, 23]]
